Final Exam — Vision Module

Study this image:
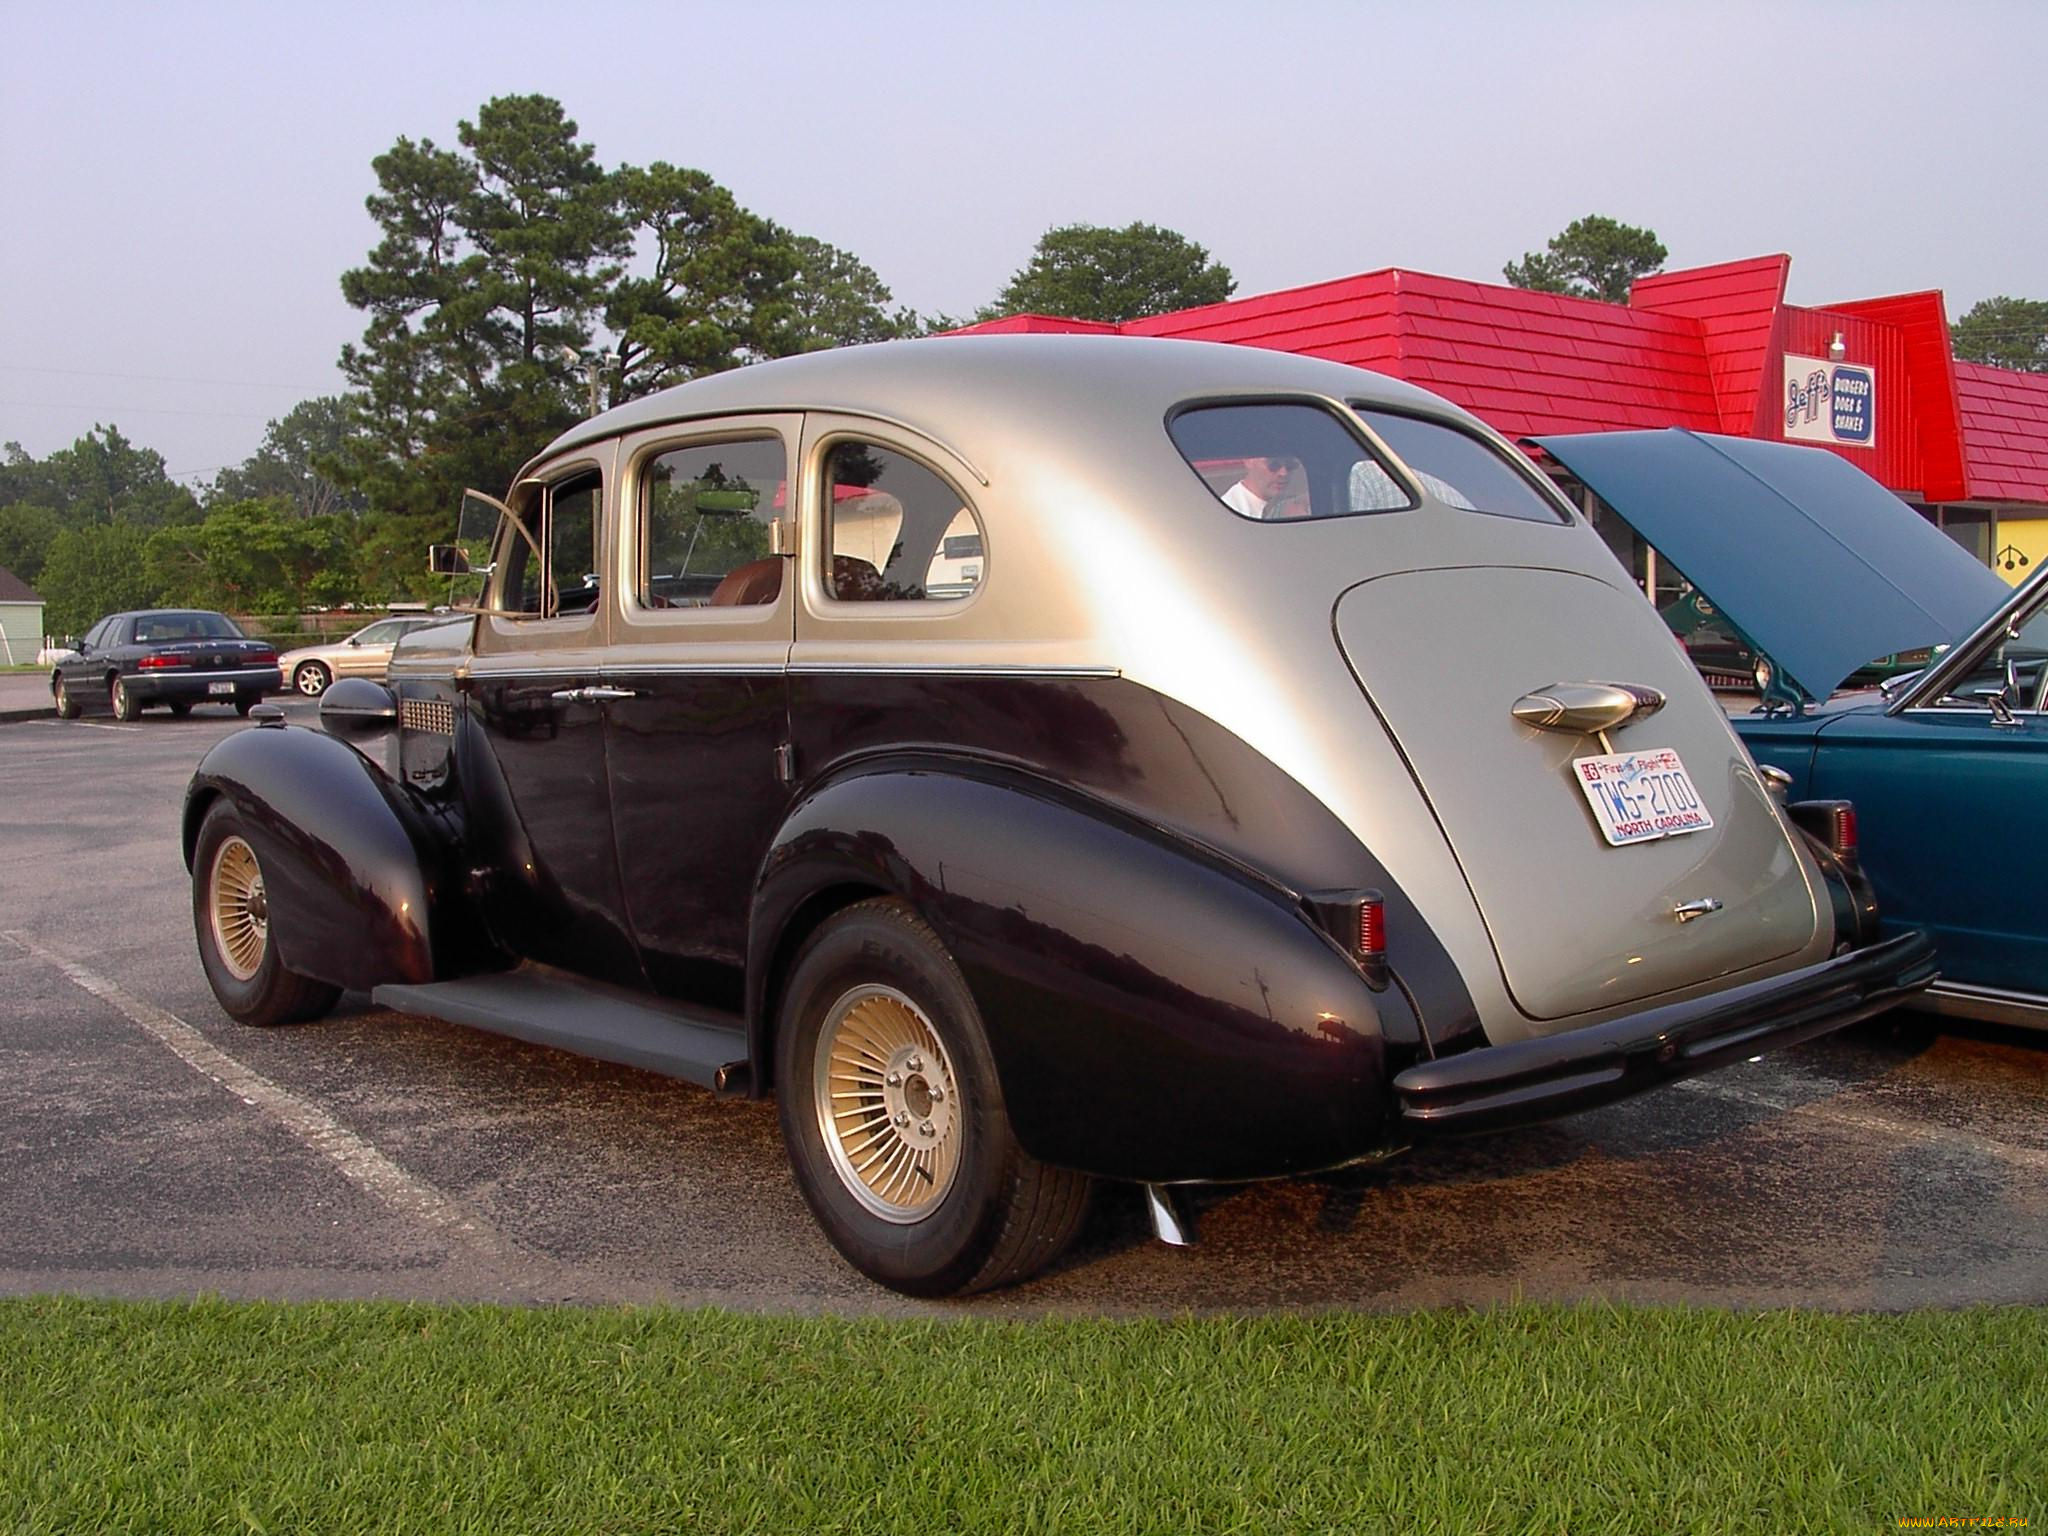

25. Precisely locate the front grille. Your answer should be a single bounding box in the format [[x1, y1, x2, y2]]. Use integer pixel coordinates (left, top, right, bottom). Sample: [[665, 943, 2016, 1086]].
[[401, 698, 455, 736]]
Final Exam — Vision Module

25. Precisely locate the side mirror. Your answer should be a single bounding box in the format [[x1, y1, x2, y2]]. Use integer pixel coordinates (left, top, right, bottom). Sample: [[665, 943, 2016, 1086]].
[[428, 544, 471, 575], [347, 637, 361, 647]]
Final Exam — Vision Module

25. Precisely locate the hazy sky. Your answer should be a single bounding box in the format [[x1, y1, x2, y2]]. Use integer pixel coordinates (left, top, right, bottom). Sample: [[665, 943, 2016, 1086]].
[[5, 0, 2043, 485]]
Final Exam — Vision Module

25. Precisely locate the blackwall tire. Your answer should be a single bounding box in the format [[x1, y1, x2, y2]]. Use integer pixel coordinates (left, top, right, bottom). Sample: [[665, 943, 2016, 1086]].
[[191, 801, 341, 1027], [169, 701, 193, 718], [110, 674, 140, 721], [775, 898, 1090, 1297], [235, 696, 256, 717], [53, 676, 80, 719], [294, 662, 331, 697]]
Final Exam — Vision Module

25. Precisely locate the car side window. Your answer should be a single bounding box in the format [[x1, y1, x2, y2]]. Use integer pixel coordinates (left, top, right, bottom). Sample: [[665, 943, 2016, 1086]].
[[822, 441, 982, 603], [641, 437, 786, 608], [499, 471, 602, 618]]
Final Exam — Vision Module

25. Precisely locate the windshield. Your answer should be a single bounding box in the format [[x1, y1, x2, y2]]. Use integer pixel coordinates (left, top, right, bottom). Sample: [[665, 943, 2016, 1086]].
[[441, 488, 540, 613], [1907, 566, 2048, 711]]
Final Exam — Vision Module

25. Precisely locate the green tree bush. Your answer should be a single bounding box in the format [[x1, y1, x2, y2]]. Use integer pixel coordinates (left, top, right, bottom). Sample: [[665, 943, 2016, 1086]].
[[1504, 215, 1667, 304], [985, 222, 1234, 323], [1951, 296, 2048, 372], [38, 525, 157, 635]]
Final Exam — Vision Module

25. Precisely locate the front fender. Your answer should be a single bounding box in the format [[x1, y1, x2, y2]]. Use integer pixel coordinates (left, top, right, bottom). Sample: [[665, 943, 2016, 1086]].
[[752, 765, 1408, 1182], [183, 724, 451, 991]]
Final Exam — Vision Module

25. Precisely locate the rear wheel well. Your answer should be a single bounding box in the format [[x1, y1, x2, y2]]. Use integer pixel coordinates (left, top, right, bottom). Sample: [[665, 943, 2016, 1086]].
[[753, 881, 890, 1096], [182, 787, 223, 870]]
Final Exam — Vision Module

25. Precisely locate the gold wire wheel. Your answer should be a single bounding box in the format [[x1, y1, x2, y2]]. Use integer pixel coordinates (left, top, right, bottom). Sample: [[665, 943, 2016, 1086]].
[[813, 984, 963, 1223], [208, 834, 269, 983]]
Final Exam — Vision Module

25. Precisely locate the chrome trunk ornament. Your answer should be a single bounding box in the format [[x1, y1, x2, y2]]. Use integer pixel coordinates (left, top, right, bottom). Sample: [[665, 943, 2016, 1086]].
[[1512, 681, 1667, 741]]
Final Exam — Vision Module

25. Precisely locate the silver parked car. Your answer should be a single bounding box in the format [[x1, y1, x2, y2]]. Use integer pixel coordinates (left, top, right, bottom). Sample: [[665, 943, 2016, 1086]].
[[184, 336, 1933, 1295], [278, 615, 443, 697]]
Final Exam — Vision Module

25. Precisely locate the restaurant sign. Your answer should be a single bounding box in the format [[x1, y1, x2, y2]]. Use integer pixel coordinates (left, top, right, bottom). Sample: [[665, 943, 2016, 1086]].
[[1783, 353, 1876, 449]]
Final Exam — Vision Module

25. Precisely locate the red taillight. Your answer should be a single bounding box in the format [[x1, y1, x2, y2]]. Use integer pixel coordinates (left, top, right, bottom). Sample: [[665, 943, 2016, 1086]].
[[1827, 803, 1858, 861], [248, 648, 277, 665], [1304, 887, 1390, 984], [137, 653, 180, 670], [1788, 799, 1859, 868], [1358, 896, 1386, 961]]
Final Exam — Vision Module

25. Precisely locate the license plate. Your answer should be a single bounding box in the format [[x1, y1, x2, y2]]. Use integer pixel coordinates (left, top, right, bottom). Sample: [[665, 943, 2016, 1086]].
[[1571, 747, 1714, 846], [208, 681, 235, 696]]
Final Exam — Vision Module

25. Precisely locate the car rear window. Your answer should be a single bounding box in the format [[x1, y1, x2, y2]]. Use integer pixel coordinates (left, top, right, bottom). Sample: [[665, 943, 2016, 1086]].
[[1169, 400, 1567, 527], [1352, 408, 1566, 525], [1169, 402, 1408, 523], [133, 612, 245, 642]]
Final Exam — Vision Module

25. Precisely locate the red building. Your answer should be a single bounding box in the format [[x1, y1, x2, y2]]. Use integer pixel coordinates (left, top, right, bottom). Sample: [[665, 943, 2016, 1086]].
[[959, 254, 2048, 585]]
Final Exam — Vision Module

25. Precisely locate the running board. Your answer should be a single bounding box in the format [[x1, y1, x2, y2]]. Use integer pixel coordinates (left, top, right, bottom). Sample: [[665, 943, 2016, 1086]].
[[373, 963, 752, 1094]]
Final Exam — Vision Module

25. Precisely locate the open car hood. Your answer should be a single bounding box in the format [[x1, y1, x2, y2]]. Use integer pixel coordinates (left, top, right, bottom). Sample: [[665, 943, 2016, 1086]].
[[1532, 429, 2007, 701]]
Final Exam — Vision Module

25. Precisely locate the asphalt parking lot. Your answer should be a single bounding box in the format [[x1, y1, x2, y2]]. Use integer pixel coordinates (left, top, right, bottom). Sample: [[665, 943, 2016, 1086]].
[[1, 688, 2044, 1314]]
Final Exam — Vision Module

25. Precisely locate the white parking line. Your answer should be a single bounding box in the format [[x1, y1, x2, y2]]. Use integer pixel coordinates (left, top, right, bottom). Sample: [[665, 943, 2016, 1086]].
[[1676, 1072, 2048, 1172], [29, 718, 143, 733], [2, 932, 515, 1258]]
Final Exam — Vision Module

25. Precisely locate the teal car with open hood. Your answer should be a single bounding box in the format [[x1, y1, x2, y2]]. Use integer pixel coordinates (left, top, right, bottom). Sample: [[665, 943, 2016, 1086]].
[[1540, 427, 2043, 1031]]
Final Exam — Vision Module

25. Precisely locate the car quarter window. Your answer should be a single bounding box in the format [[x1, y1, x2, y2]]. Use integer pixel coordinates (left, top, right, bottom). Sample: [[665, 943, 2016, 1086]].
[[1352, 408, 1566, 525], [821, 441, 982, 603], [640, 436, 786, 609], [499, 471, 602, 618], [1169, 401, 1416, 523]]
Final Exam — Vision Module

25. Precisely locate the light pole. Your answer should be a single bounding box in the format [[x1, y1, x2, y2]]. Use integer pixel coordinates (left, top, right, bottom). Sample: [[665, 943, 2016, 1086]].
[[560, 346, 611, 418]]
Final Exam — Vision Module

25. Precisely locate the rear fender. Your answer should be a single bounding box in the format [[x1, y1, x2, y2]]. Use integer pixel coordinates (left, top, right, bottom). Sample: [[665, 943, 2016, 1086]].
[[182, 724, 454, 991], [751, 764, 1410, 1182]]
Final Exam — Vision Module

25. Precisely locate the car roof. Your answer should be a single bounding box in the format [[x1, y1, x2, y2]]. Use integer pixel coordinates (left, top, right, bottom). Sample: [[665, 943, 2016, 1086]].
[[532, 335, 1471, 472]]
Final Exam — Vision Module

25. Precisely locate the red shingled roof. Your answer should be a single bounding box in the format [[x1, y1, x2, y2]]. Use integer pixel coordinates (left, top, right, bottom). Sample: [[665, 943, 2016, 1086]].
[[1629, 256, 1790, 435], [947, 255, 2048, 506], [1954, 363, 2048, 502], [1124, 267, 1720, 438]]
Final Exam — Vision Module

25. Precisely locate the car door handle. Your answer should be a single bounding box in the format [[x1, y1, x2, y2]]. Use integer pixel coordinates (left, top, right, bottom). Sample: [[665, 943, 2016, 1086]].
[[549, 686, 640, 703]]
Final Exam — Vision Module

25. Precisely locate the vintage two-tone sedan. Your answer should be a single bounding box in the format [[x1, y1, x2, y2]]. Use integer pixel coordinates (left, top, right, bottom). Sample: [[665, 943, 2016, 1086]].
[[183, 337, 1935, 1295]]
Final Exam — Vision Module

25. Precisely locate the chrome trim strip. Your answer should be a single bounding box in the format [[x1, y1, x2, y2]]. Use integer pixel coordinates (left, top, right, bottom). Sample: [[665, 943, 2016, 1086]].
[[136, 667, 279, 681], [465, 662, 1121, 681], [1919, 980, 2048, 1030], [598, 664, 785, 677], [789, 664, 1121, 679]]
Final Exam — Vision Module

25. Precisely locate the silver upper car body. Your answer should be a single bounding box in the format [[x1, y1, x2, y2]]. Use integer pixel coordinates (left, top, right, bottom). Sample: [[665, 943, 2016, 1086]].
[[479, 335, 1838, 1037]]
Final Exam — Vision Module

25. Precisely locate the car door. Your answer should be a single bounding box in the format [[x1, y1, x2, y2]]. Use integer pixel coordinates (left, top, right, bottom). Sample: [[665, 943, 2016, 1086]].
[[463, 452, 641, 981], [337, 619, 403, 680], [599, 416, 799, 1010], [1809, 700, 2048, 993], [60, 619, 108, 711]]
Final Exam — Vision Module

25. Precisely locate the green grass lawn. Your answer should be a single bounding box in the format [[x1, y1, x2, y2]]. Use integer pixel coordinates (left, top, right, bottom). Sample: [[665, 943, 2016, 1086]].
[[1, 1299, 2040, 1533]]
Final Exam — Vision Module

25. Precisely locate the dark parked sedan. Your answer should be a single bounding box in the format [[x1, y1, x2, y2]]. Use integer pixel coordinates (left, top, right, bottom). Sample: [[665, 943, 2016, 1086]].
[[53, 609, 282, 720]]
